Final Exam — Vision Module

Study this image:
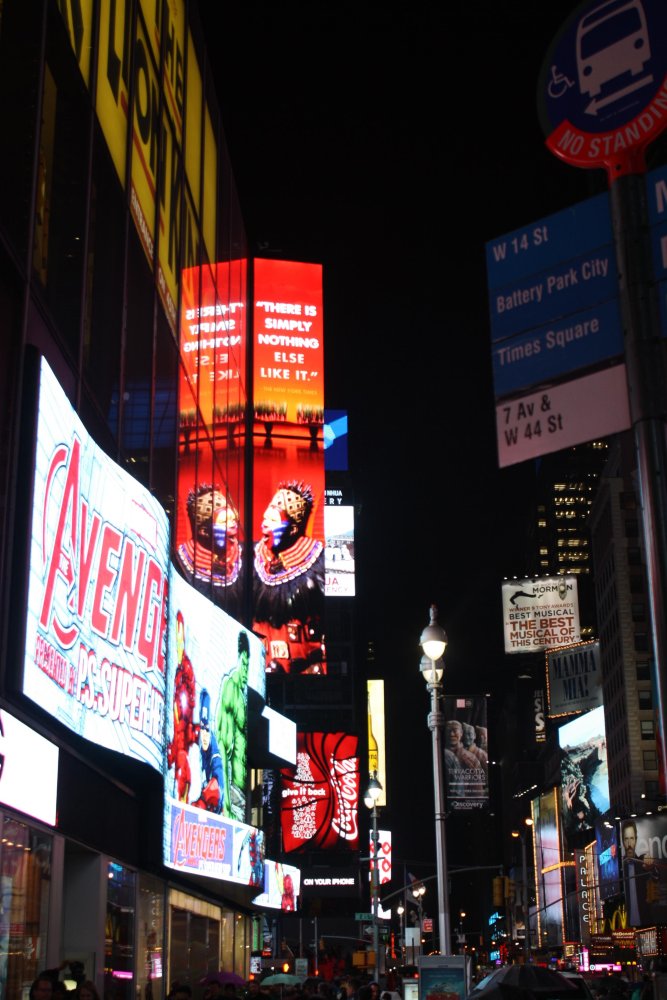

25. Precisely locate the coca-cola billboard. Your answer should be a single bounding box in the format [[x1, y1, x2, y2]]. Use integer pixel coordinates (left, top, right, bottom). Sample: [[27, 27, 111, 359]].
[[280, 732, 359, 852], [22, 356, 170, 770]]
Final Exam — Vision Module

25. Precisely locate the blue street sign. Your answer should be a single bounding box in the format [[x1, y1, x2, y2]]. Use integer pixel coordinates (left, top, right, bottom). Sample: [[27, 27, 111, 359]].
[[538, 0, 667, 139], [491, 297, 623, 398], [486, 192, 611, 288], [489, 245, 618, 343]]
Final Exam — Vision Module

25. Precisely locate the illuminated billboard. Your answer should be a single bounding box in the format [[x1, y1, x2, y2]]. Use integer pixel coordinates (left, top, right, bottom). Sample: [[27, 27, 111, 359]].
[[367, 680, 387, 806], [176, 262, 248, 621], [619, 814, 667, 928], [252, 259, 326, 674], [162, 567, 266, 887], [442, 696, 488, 811], [23, 356, 170, 771], [253, 861, 301, 910], [370, 828, 392, 886], [559, 706, 609, 841], [0, 710, 59, 826], [547, 641, 602, 717], [533, 789, 564, 948], [502, 576, 581, 654], [324, 486, 355, 597], [280, 732, 359, 852], [164, 567, 265, 824], [595, 820, 621, 902]]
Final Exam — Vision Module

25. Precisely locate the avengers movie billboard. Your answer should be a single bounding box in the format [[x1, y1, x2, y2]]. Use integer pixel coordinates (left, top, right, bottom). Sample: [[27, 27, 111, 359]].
[[280, 732, 359, 852], [502, 575, 581, 653], [162, 567, 266, 886], [252, 259, 326, 674], [22, 357, 170, 771], [442, 696, 489, 811]]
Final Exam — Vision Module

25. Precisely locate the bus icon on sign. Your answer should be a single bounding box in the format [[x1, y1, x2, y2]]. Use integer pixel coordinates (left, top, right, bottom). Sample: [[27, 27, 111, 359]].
[[576, 0, 651, 98]]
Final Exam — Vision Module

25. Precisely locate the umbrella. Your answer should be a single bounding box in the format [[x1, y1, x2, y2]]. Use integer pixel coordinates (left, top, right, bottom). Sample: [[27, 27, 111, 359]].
[[199, 971, 247, 988], [261, 974, 303, 986], [469, 967, 577, 1000]]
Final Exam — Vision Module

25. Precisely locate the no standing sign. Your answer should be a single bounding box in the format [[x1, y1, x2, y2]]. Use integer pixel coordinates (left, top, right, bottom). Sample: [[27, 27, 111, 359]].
[[538, 0, 667, 179]]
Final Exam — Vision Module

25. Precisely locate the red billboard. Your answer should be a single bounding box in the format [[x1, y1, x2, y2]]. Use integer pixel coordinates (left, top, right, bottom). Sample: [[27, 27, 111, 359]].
[[176, 261, 248, 620], [252, 259, 326, 674], [280, 732, 359, 852]]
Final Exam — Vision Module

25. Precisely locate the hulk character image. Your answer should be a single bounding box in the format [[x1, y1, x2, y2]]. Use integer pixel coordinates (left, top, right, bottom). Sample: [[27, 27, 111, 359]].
[[215, 631, 250, 818]]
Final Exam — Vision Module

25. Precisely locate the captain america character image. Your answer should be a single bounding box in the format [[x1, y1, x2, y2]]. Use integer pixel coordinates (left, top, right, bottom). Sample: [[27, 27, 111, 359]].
[[192, 688, 225, 813]]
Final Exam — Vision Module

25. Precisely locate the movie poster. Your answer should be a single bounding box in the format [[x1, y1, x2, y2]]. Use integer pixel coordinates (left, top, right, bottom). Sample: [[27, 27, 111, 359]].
[[442, 697, 489, 811]]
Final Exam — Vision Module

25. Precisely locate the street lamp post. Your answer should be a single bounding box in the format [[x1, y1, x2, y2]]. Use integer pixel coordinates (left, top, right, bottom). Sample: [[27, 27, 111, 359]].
[[511, 818, 534, 962], [419, 605, 451, 956], [397, 904, 405, 963], [412, 883, 426, 955], [365, 772, 383, 983]]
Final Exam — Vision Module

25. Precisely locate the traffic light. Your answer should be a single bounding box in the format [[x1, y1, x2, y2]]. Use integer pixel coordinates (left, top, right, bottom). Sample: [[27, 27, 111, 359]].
[[647, 879, 659, 903], [506, 878, 516, 902], [493, 876, 504, 906]]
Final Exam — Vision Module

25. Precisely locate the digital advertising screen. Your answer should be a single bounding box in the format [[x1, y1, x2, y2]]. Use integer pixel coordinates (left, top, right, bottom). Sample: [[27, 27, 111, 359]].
[[618, 814, 667, 927], [163, 567, 266, 887], [370, 828, 392, 885], [280, 732, 359, 852], [252, 259, 326, 675], [324, 486, 355, 598], [442, 696, 489, 811], [164, 566, 265, 826], [559, 706, 609, 841], [176, 261, 248, 621], [253, 860, 301, 910], [0, 710, 59, 826], [367, 679, 387, 807], [533, 789, 564, 948], [595, 820, 620, 902], [22, 356, 170, 771], [502, 576, 581, 654]]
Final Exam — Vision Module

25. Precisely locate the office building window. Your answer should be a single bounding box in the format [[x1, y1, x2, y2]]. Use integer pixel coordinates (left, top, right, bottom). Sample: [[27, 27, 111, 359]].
[[641, 720, 655, 740]]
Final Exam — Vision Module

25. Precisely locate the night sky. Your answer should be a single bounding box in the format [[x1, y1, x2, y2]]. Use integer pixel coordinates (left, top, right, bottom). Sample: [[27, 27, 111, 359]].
[[197, 0, 610, 922]]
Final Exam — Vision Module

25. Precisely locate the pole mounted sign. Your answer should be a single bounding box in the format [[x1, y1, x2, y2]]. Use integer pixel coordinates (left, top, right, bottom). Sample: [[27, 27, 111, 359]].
[[538, 0, 667, 179]]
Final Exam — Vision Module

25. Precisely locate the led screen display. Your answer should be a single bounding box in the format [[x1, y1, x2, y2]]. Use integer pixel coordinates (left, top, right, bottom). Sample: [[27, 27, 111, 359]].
[[619, 814, 667, 927], [253, 861, 301, 910], [252, 259, 326, 674], [559, 706, 609, 841], [324, 486, 355, 597], [0, 710, 59, 826], [23, 357, 170, 771], [280, 732, 359, 852], [596, 821, 621, 901], [534, 789, 564, 948], [164, 566, 265, 824], [162, 567, 266, 886], [176, 261, 248, 622]]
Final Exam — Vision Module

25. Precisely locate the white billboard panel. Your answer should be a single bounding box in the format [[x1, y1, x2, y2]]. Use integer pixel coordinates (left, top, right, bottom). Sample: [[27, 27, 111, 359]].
[[502, 576, 580, 654], [547, 640, 602, 717], [496, 364, 630, 468]]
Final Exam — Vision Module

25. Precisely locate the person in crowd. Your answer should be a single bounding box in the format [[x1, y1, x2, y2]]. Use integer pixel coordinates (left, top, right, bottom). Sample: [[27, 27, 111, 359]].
[[77, 982, 101, 1000], [30, 977, 54, 1000]]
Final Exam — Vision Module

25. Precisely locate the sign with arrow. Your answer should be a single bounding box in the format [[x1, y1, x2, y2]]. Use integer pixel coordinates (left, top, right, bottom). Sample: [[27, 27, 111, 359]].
[[538, 0, 667, 178]]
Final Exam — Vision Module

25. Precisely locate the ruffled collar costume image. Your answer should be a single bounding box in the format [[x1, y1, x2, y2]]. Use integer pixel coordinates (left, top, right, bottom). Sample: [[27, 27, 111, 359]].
[[177, 483, 243, 592], [253, 480, 325, 674]]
